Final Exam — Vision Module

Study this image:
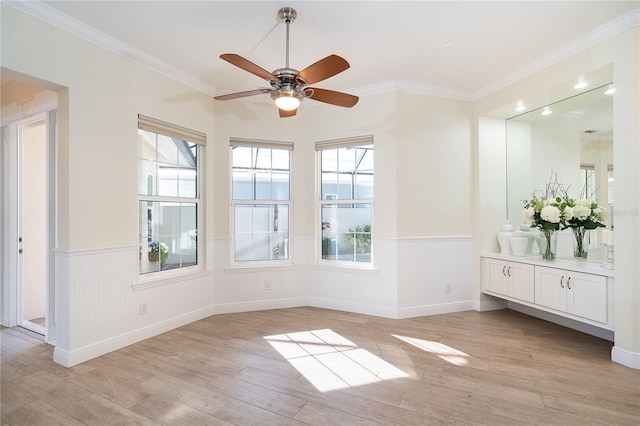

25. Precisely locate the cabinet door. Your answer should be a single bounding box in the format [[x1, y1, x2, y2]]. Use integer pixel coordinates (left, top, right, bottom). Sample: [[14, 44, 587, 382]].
[[485, 259, 508, 295], [508, 263, 535, 303], [567, 272, 607, 323], [535, 266, 567, 311]]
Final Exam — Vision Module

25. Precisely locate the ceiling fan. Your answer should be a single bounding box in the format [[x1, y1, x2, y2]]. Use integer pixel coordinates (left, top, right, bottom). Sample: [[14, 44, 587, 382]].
[[214, 7, 358, 118]]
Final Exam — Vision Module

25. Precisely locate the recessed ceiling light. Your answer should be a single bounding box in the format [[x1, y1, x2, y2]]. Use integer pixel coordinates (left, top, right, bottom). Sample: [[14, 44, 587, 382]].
[[541, 107, 552, 116], [605, 85, 616, 95], [514, 102, 526, 112], [574, 80, 588, 89]]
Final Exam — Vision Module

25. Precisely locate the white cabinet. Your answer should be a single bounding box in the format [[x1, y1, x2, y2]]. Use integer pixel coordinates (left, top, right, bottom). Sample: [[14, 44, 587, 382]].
[[482, 255, 613, 331], [535, 266, 607, 324], [484, 258, 535, 303]]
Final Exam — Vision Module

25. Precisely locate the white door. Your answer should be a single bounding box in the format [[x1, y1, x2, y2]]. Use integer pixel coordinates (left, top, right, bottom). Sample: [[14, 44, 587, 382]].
[[17, 115, 48, 335]]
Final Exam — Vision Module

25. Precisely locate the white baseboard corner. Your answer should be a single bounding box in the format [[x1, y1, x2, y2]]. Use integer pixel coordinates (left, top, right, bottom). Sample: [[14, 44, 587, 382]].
[[475, 298, 508, 312], [611, 346, 640, 369]]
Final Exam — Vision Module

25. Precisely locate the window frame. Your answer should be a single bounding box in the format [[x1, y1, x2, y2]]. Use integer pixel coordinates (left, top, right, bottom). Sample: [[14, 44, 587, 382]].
[[316, 136, 374, 267], [136, 115, 205, 281], [230, 138, 294, 267]]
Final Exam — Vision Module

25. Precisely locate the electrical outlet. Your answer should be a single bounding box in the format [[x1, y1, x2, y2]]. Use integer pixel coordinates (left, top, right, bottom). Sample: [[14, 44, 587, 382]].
[[446, 283, 452, 294], [264, 281, 271, 291], [139, 302, 148, 315]]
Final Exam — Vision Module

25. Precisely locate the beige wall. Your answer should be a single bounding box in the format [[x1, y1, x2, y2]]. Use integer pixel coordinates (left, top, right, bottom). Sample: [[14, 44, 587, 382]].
[[396, 92, 473, 236], [1, 4, 215, 250]]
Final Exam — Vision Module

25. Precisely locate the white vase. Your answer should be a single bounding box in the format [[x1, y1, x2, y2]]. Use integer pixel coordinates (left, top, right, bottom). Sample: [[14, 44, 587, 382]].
[[497, 222, 515, 255], [510, 230, 528, 256], [519, 223, 535, 254]]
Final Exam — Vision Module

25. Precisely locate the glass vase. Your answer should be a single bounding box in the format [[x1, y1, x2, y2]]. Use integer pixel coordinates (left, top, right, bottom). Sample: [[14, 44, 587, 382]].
[[536, 228, 557, 261], [572, 226, 589, 259]]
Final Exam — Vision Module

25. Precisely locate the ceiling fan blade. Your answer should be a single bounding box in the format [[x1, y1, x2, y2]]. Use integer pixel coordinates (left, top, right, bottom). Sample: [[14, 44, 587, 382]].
[[220, 54, 275, 80], [214, 89, 268, 101], [298, 55, 350, 85], [307, 88, 359, 108], [279, 108, 297, 118]]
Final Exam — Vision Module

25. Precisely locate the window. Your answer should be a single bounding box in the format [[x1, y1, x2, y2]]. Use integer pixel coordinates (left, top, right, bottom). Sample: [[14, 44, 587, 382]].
[[579, 164, 596, 201], [137, 115, 204, 275], [231, 139, 292, 263], [317, 136, 373, 263]]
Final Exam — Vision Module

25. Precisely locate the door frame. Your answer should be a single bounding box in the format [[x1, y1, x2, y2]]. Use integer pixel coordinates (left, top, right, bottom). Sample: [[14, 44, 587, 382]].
[[1, 106, 57, 343]]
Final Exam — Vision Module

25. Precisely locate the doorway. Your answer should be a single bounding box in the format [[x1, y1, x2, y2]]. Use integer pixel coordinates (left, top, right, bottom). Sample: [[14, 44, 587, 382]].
[[1, 78, 57, 343]]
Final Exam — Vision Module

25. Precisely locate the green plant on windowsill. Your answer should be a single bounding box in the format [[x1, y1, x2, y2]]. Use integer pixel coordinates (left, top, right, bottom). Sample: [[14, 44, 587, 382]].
[[148, 242, 169, 265]]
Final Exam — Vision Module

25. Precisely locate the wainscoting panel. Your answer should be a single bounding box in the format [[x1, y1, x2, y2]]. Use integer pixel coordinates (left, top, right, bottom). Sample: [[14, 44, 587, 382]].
[[53, 245, 216, 366], [396, 236, 476, 318], [53, 235, 479, 366], [211, 236, 307, 311], [307, 237, 398, 318]]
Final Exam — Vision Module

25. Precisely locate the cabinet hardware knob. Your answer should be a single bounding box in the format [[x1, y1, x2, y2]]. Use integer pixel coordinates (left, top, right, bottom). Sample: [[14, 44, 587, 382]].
[[567, 277, 572, 290], [18, 249, 23, 254], [560, 276, 564, 288], [503, 265, 507, 276], [507, 266, 511, 277]]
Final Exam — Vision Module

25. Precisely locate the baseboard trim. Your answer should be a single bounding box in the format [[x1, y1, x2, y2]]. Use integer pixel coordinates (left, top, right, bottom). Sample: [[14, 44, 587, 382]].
[[53, 297, 306, 367], [611, 346, 640, 369], [209, 298, 306, 315], [396, 301, 475, 319], [307, 297, 397, 319]]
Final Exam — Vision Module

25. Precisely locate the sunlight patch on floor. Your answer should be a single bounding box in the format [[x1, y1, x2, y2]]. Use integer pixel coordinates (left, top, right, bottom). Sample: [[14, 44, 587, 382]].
[[392, 334, 470, 366], [264, 329, 408, 392]]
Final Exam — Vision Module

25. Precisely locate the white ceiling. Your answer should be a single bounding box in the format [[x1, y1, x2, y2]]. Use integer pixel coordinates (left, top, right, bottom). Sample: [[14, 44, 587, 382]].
[[13, 1, 640, 101]]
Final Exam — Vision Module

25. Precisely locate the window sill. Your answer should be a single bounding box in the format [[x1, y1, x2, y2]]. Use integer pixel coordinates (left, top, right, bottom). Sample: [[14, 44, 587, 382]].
[[224, 264, 303, 274], [310, 264, 379, 275], [132, 268, 210, 291]]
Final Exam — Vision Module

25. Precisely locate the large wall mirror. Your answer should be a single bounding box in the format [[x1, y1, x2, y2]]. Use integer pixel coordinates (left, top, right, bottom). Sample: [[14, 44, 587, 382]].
[[506, 83, 614, 262]]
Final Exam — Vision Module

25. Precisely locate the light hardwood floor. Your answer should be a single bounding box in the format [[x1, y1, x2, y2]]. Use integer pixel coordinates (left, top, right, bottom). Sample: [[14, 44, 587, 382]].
[[2, 307, 639, 425]]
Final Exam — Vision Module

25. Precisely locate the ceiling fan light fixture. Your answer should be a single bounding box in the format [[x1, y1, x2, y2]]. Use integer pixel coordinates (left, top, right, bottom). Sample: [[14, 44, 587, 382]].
[[272, 90, 302, 111]]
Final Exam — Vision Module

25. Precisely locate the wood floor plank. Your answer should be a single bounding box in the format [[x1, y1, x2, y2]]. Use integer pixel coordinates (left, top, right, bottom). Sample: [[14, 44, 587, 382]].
[[128, 393, 229, 425], [1, 399, 86, 426], [2, 307, 639, 425], [212, 399, 305, 426], [203, 374, 308, 418], [294, 401, 381, 425]]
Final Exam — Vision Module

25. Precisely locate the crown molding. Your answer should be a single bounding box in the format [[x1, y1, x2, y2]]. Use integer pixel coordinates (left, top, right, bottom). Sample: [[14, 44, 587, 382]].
[[5, 0, 215, 96], [6, 2, 638, 103], [350, 80, 474, 102], [472, 8, 640, 100]]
